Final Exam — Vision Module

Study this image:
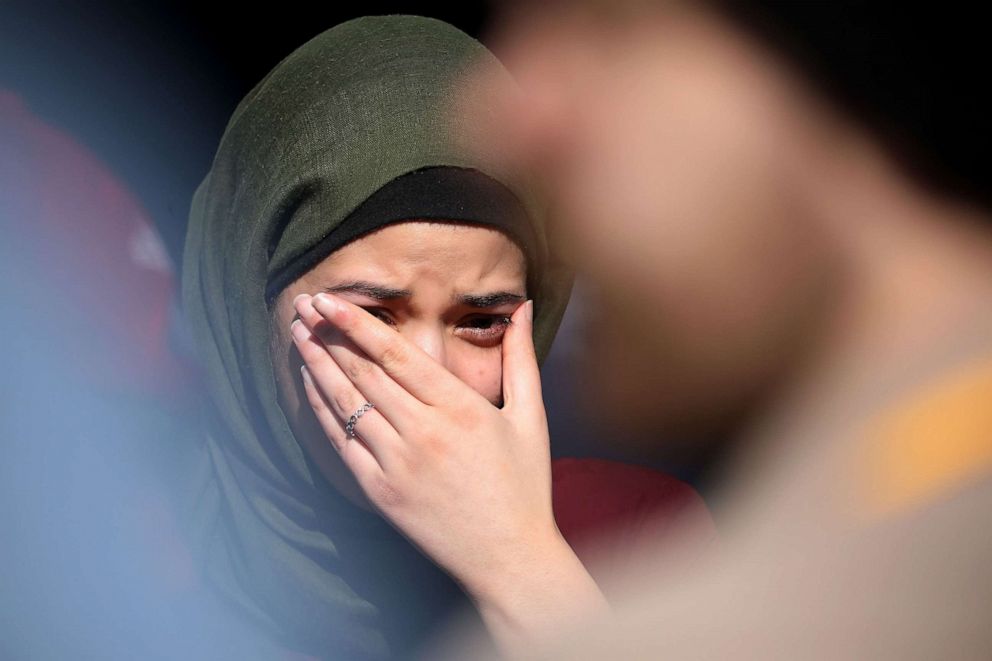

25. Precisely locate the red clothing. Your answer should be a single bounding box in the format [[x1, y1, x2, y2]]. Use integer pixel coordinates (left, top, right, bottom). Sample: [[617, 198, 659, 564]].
[[553, 457, 717, 581]]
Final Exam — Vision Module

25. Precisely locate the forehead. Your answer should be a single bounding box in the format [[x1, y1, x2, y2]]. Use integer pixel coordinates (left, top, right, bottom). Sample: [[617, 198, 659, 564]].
[[307, 221, 527, 287]]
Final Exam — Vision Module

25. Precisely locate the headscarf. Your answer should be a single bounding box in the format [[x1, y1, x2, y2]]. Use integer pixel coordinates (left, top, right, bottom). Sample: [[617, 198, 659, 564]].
[[181, 15, 572, 659]]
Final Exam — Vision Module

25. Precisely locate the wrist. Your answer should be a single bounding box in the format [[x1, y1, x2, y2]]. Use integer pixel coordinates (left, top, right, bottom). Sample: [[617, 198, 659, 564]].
[[466, 527, 608, 655], [465, 525, 570, 600]]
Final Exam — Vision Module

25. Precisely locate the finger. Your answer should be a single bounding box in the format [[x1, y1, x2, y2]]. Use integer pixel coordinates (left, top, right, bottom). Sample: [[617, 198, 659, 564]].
[[291, 319, 400, 468], [294, 295, 423, 432], [323, 334, 424, 437], [500, 300, 545, 422], [307, 292, 466, 407], [299, 364, 382, 483]]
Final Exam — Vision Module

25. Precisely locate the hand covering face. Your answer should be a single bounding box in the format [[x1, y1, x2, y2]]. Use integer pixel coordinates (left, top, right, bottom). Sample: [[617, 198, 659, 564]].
[[181, 15, 571, 659]]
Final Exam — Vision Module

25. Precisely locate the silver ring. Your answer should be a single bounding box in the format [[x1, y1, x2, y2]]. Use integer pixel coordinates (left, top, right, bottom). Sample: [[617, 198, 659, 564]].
[[345, 402, 374, 438]]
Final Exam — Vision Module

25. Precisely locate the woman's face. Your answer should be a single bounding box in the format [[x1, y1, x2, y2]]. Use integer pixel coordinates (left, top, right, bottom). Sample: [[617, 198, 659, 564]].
[[270, 221, 527, 505]]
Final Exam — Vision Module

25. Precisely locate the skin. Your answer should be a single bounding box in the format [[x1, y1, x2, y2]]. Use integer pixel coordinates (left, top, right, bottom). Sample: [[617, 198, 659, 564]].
[[270, 221, 607, 654], [270, 221, 527, 506]]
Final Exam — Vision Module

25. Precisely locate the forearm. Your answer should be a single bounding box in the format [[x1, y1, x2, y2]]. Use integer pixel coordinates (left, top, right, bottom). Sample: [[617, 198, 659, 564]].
[[467, 531, 609, 658]]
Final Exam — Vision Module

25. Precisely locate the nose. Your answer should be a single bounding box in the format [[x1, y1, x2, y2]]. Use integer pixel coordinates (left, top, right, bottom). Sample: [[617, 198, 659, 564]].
[[402, 322, 446, 367]]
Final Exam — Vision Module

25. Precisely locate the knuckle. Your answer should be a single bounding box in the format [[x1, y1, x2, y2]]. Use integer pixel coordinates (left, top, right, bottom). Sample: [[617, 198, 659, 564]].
[[344, 357, 373, 383], [393, 431, 444, 474], [330, 389, 355, 416], [301, 375, 325, 408], [297, 335, 322, 360], [453, 406, 481, 430], [377, 343, 408, 372], [419, 431, 448, 459], [306, 387, 327, 413]]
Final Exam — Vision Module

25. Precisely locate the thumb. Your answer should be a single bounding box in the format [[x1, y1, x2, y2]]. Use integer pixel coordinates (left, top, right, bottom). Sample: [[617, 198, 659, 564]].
[[501, 300, 544, 420]]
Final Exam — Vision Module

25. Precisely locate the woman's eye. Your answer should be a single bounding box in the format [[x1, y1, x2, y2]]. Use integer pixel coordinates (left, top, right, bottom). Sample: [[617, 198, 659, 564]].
[[364, 308, 396, 326], [456, 315, 512, 346]]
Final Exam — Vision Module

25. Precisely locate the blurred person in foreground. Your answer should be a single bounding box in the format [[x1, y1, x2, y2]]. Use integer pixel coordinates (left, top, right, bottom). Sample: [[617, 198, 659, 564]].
[[422, 1, 992, 657]]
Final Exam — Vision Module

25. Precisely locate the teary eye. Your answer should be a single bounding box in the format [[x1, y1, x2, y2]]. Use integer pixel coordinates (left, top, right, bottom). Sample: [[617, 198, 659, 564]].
[[364, 307, 396, 327], [455, 315, 512, 347]]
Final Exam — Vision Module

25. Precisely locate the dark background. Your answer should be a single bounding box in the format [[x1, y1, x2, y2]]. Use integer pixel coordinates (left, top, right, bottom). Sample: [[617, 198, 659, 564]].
[[0, 1, 490, 268], [3, 1, 989, 271]]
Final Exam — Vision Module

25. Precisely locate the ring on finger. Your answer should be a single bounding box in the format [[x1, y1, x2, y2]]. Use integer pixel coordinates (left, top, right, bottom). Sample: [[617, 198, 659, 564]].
[[345, 401, 375, 438]]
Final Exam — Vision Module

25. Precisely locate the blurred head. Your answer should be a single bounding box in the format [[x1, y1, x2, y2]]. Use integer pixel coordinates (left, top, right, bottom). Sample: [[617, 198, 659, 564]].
[[484, 4, 847, 439], [269, 221, 527, 502], [483, 1, 992, 453]]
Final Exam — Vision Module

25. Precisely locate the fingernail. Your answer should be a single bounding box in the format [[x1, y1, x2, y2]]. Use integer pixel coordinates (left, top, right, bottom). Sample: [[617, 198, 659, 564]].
[[300, 364, 312, 386], [312, 293, 344, 320], [290, 318, 308, 341], [525, 299, 534, 322]]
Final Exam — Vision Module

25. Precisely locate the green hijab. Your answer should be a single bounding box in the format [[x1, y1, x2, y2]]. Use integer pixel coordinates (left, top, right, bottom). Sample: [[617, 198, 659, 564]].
[[182, 15, 571, 659]]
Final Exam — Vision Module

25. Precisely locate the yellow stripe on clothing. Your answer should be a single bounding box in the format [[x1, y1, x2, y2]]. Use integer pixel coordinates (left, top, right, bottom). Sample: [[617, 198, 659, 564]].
[[861, 357, 992, 517]]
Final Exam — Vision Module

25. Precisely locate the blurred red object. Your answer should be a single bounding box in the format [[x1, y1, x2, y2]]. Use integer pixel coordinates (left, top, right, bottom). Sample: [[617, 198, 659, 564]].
[[552, 457, 717, 583], [0, 89, 190, 396]]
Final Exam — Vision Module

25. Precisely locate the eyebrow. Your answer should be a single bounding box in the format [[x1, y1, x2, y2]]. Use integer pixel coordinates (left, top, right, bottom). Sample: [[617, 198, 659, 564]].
[[322, 281, 412, 300], [457, 292, 526, 308], [322, 281, 524, 308]]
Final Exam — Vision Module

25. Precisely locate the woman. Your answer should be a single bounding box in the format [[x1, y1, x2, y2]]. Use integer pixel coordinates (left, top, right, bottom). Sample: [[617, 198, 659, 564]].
[[182, 15, 712, 659]]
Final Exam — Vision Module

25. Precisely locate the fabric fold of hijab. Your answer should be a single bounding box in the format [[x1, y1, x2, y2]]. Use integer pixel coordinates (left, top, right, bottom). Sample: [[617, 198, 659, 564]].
[[181, 15, 572, 659]]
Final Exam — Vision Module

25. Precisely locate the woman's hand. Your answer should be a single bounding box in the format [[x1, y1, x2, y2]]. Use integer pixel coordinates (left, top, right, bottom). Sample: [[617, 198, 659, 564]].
[[290, 292, 606, 653]]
